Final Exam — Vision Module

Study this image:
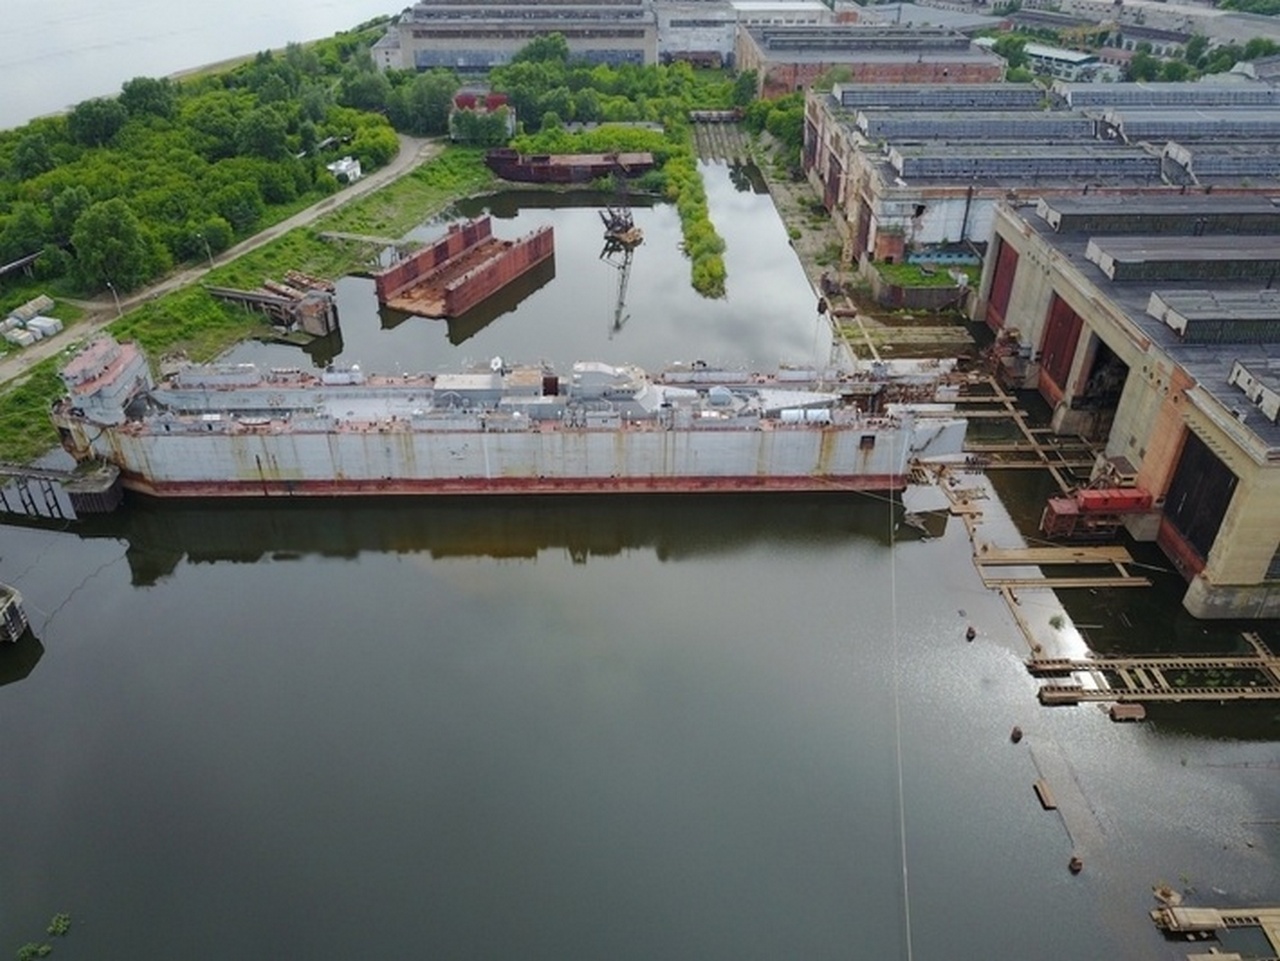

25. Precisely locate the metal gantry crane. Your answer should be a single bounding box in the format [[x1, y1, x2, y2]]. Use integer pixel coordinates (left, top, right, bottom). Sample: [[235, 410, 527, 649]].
[[599, 204, 643, 338]]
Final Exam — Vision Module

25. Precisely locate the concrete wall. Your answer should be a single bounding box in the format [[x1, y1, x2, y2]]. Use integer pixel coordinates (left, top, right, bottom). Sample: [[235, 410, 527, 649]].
[[1179, 401, 1280, 618], [975, 202, 1280, 618], [657, 5, 737, 61]]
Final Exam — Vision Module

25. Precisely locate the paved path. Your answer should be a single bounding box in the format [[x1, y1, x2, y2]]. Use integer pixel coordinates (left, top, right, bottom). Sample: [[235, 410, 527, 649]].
[[0, 134, 441, 389]]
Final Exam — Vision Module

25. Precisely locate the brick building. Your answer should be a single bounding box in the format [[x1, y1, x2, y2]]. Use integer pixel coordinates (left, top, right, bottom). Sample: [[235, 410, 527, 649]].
[[735, 25, 1005, 99]]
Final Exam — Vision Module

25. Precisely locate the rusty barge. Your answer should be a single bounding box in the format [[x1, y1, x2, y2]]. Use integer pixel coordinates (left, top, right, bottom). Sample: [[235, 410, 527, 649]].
[[51, 336, 967, 499], [484, 149, 655, 184], [374, 216, 554, 319]]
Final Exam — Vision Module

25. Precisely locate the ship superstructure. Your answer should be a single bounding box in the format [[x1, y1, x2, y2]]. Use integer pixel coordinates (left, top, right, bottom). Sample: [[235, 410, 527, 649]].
[[51, 336, 966, 498]]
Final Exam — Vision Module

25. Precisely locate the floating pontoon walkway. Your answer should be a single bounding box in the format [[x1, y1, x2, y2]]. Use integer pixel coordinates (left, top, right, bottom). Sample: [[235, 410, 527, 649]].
[[960, 376, 1102, 492], [1153, 903, 1280, 960], [1031, 632, 1280, 705], [973, 544, 1152, 591]]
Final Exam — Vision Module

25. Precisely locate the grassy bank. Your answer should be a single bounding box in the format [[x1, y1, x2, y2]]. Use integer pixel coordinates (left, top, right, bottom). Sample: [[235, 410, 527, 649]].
[[0, 147, 496, 463]]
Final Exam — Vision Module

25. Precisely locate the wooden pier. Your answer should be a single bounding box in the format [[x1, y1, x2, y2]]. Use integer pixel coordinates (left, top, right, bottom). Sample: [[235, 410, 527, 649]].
[[1030, 632, 1280, 705], [0, 461, 122, 518], [1153, 903, 1280, 960], [973, 544, 1152, 591], [960, 377, 1101, 493], [1027, 735, 1103, 868]]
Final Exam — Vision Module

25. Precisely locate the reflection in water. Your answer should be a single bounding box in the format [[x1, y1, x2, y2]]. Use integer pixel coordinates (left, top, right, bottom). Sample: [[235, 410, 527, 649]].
[[600, 239, 638, 339], [452, 189, 659, 221], [300, 327, 345, 368], [729, 163, 769, 195], [447, 257, 557, 345], [50, 493, 905, 586], [0, 630, 44, 686]]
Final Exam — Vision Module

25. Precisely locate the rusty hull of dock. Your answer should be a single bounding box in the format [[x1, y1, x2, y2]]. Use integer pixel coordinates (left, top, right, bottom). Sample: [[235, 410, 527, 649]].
[[484, 149, 655, 183], [373, 216, 555, 319]]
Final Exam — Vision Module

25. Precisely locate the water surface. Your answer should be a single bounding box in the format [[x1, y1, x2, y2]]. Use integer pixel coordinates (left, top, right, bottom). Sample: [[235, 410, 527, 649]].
[[1, 170, 1278, 960]]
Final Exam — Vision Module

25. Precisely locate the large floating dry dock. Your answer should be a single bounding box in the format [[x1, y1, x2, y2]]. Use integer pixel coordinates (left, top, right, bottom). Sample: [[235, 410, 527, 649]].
[[373, 215, 554, 319]]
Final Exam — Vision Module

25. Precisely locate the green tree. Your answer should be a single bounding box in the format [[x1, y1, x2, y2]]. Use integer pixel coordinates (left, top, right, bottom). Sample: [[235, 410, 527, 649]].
[[1127, 51, 1160, 81], [11, 133, 55, 181], [120, 76, 178, 119], [1160, 59, 1191, 81], [349, 123, 399, 168], [182, 91, 246, 159], [731, 71, 758, 107], [67, 97, 128, 147], [49, 185, 93, 242], [1184, 34, 1209, 68], [338, 70, 392, 112], [298, 119, 319, 155], [0, 202, 49, 262], [814, 65, 853, 89], [236, 106, 289, 159], [992, 35, 1028, 69], [1244, 37, 1279, 60], [210, 181, 265, 233], [299, 85, 331, 123], [450, 107, 511, 145], [285, 41, 322, 77], [538, 87, 575, 126], [572, 88, 602, 123], [71, 197, 154, 290], [513, 32, 570, 64], [393, 69, 458, 135], [258, 74, 292, 105]]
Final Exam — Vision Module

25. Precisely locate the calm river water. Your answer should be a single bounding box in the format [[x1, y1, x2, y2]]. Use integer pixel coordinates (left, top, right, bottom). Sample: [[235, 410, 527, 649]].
[[2, 168, 1279, 959], [0, 0, 394, 131]]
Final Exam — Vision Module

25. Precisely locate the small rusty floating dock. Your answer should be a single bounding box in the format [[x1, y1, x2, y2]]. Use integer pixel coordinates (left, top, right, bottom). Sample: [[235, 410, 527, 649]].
[[373, 215, 554, 319]]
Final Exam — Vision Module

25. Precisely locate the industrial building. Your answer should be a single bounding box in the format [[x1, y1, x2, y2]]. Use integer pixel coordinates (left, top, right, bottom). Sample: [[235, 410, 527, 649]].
[[1022, 0, 1280, 49], [374, 0, 843, 73], [372, 0, 659, 71], [850, 3, 1008, 35], [1019, 43, 1100, 82], [971, 195, 1280, 619], [655, 0, 833, 68], [736, 24, 1006, 98], [804, 80, 1280, 265]]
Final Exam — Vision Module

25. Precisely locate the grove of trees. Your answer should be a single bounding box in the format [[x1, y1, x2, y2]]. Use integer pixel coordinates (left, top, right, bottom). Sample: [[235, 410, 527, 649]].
[[1, 23, 771, 308], [0, 22, 399, 298]]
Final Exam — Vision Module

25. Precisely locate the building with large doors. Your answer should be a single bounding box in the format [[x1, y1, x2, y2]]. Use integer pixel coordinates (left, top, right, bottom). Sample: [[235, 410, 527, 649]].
[[973, 196, 1280, 618]]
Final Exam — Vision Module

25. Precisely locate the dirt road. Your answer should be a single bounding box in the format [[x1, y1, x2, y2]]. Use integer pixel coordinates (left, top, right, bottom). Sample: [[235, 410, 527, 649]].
[[0, 134, 440, 389]]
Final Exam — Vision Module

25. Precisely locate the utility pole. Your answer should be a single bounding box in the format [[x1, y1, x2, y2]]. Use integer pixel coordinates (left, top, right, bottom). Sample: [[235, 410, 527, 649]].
[[196, 233, 215, 269]]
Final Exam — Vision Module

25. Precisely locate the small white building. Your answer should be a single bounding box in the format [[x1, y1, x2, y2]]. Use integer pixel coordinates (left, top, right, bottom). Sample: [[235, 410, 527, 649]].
[[326, 156, 363, 183], [977, 36, 1099, 81], [1023, 43, 1099, 81]]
